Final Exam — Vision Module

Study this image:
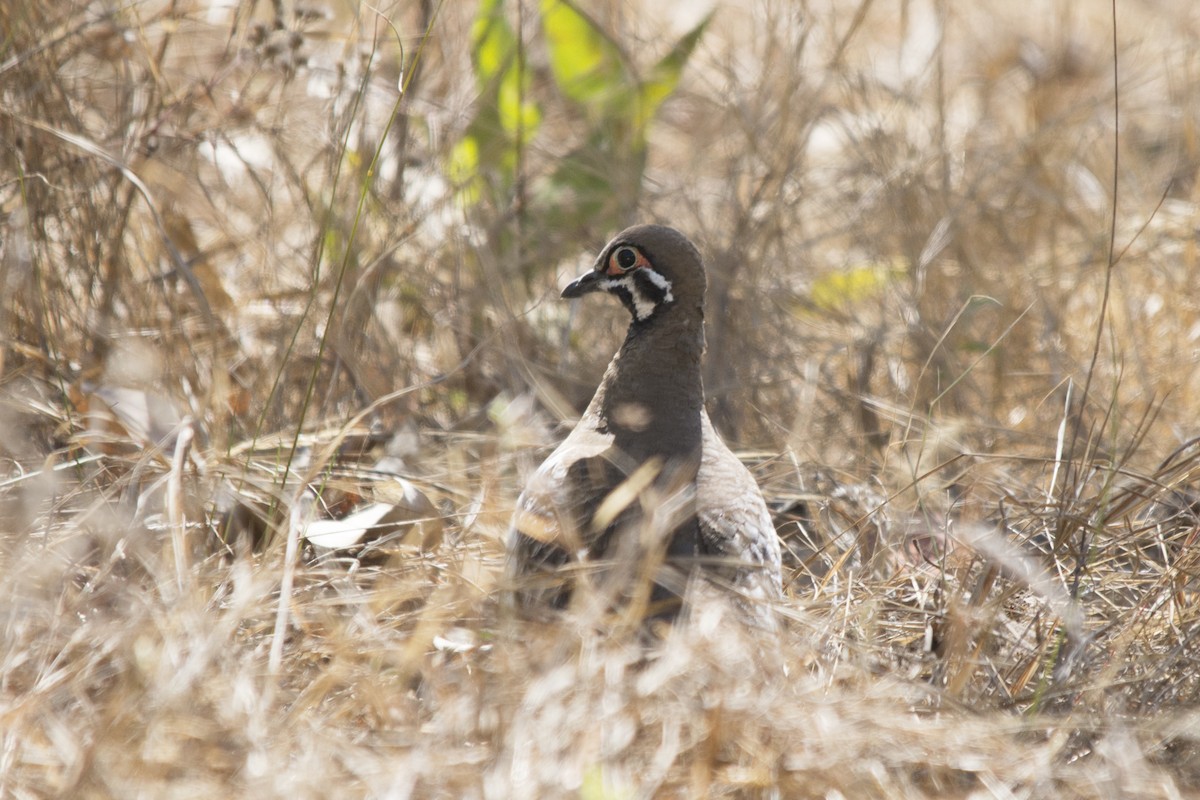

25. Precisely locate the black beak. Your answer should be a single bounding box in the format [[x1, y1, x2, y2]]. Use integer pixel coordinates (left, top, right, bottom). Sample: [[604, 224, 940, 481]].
[[561, 269, 606, 299]]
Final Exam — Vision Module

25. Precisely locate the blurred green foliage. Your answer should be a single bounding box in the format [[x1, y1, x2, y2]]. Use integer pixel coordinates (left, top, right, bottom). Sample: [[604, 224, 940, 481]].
[[449, 0, 711, 273], [806, 260, 904, 315], [448, 0, 541, 206]]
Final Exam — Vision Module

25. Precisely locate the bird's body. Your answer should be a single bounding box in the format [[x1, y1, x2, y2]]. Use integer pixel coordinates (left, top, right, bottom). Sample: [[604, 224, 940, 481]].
[[506, 225, 782, 621]]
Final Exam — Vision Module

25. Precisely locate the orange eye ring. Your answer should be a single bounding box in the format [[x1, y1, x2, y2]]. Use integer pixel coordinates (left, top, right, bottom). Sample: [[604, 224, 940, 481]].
[[607, 245, 648, 275]]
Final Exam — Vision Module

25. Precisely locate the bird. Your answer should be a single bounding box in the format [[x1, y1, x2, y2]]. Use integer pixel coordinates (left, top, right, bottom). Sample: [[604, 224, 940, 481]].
[[506, 224, 783, 624]]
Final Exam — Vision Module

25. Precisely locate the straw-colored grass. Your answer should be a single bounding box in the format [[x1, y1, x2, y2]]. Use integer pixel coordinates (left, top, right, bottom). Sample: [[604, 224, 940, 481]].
[[3, 0, 1200, 797]]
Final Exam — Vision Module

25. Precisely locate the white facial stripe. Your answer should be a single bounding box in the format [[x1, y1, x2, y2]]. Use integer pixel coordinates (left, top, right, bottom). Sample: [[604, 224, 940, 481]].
[[601, 269, 674, 321], [641, 268, 674, 303], [600, 276, 654, 320]]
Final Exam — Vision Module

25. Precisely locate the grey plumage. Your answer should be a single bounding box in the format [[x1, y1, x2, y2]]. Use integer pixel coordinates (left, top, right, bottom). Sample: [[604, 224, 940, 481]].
[[507, 224, 782, 621]]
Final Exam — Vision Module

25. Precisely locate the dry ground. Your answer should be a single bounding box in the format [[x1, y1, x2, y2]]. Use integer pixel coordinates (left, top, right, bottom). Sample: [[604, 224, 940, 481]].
[[3, 0, 1200, 797]]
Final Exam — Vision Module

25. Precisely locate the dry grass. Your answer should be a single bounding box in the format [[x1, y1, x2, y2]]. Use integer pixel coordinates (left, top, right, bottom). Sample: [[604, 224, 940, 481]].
[[3, 0, 1200, 797]]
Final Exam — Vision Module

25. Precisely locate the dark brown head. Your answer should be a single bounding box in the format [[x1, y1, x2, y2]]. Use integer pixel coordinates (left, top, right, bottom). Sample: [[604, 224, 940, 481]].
[[561, 224, 706, 323]]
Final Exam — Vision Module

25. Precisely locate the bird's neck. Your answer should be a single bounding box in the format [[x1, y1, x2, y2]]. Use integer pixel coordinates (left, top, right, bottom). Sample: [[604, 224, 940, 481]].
[[587, 313, 706, 460]]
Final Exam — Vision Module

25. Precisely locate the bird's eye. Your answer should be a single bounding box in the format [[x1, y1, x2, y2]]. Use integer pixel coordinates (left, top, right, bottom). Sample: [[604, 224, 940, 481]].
[[614, 246, 639, 271]]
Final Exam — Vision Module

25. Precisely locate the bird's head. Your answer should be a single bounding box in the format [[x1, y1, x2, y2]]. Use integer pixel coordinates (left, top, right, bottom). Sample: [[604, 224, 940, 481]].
[[561, 224, 706, 323]]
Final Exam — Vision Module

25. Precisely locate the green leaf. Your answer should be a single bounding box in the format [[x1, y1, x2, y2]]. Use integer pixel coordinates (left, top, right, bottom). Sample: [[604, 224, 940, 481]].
[[472, 0, 515, 88], [453, 0, 541, 205], [497, 59, 541, 142], [447, 135, 482, 206], [808, 260, 903, 312], [634, 11, 713, 134], [541, 0, 627, 113]]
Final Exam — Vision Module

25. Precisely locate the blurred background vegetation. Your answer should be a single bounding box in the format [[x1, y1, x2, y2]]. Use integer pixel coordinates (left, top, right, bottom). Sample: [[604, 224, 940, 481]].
[[4, 0, 1200, 796], [3, 0, 1198, 470], [4, 0, 1198, 478]]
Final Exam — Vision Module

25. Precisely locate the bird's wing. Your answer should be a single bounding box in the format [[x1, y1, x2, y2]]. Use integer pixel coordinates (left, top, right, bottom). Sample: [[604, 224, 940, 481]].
[[508, 423, 615, 557], [695, 412, 783, 600]]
